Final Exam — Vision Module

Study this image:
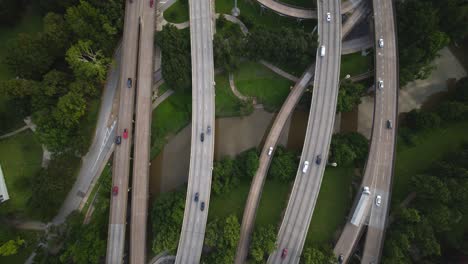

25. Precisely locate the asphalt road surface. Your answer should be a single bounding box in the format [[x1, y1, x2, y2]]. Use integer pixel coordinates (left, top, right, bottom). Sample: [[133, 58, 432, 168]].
[[255, 0, 362, 19], [174, 0, 215, 263], [361, 0, 398, 262], [333, 0, 398, 262], [129, 1, 155, 263], [106, 0, 140, 262], [267, 0, 342, 263]]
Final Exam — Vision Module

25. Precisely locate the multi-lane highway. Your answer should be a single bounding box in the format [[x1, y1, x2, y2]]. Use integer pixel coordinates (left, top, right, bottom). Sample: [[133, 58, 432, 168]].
[[174, 0, 215, 262], [129, 1, 155, 263], [333, 0, 398, 262], [255, 0, 362, 19], [361, 0, 398, 262], [267, 0, 342, 263], [106, 0, 140, 263]]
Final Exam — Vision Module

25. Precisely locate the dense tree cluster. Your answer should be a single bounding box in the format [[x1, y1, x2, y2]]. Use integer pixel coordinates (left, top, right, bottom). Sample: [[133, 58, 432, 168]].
[[400, 77, 468, 145], [396, 0, 468, 85], [383, 144, 468, 263], [268, 146, 298, 182], [203, 215, 241, 263], [151, 189, 186, 254], [214, 15, 245, 72], [212, 148, 259, 195], [337, 80, 366, 113], [330, 132, 369, 166], [300, 246, 335, 264], [246, 26, 317, 71], [157, 25, 192, 91], [249, 225, 277, 263]]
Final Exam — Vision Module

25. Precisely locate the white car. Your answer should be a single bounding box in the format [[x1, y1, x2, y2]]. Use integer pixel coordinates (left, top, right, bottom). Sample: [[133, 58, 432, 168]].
[[268, 147, 273, 156], [378, 80, 384, 90], [326, 12, 331, 22], [376, 195, 382, 206], [302, 161, 310, 173], [378, 38, 384, 48]]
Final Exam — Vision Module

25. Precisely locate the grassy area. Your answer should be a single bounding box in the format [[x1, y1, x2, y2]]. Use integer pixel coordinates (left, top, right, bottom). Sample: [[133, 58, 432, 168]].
[[235, 61, 293, 111], [208, 178, 251, 221], [340, 52, 373, 78], [255, 179, 291, 227], [392, 121, 468, 205], [305, 167, 354, 245], [150, 91, 191, 158], [80, 99, 101, 152], [215, 73, 247, 117], [81, 165, 112, 215], [157, 83, 170, 97], [163, 0, 189, 23], [0, 131, 42, 216]]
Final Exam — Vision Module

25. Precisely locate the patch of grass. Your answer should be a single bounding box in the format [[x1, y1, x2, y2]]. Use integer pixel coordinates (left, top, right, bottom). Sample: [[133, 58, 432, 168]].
[[235, 61, 293, 112], [81, 164, 112, 215], [215, 73, 247, 117], [163, 0, 189, 24], [150, 91, 191, 158], [340, 52, 373, 78], [157, 83, 170, 97], [80, 99, 101, 151], [0, 131, 42, 216], [392, 121, 468, 205], [255, 179, 291, 227], [208, 178, 251, 221], [305, 167, 354, 245]]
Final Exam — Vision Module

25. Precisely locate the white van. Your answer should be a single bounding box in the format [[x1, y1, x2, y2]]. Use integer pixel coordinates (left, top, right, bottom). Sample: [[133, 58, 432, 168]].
[[320, 46, 326, 57], [302, 161, 310, 173]]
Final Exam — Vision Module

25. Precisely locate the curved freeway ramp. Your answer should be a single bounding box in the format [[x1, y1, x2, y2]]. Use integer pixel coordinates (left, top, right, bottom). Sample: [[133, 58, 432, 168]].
[[333, 0, 398, 263], [174, 0, 215, 263], [106, 0, 140, 263], [267, 0, 342, 263], [256, 0, 362, 19]]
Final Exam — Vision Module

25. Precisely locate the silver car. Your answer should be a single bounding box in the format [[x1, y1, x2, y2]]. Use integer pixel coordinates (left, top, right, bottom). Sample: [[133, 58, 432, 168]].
[[326, 12, 331, 22], [378, 38, 384, 48], [376, 195, 382, 206]]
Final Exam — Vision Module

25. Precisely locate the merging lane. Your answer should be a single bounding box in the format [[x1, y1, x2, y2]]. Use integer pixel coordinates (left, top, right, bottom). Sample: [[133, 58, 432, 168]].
[[175, 0, 215, 262], [129, 1, 156, 263], [106, 0, 140, 263], [267, 0, 341, 263]]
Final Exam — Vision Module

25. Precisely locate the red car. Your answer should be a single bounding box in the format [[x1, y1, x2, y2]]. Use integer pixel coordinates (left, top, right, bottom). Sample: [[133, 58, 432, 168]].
[[150, 0, 154, 8], [281, 248, 288, 259], [123, 129, 128, 139], [112, 186, 119, 196]]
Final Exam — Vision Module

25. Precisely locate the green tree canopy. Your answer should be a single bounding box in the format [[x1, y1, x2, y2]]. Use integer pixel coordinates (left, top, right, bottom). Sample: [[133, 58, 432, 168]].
[[337, 80, 366, 112], [268, 146, 298, 182], [249, 225, 277, 263], [66, 40, 110, 83]]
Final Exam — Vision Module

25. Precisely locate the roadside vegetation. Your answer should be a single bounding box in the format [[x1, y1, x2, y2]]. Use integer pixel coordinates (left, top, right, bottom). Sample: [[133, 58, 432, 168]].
[[397, 0, 468, 85], [381, 77, 468, 263]]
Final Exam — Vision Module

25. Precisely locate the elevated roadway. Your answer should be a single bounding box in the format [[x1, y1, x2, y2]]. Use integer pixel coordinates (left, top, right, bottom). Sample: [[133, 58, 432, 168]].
[[174, 0, 215, 262], [255, 0, 362, 19], [106, 0, 140, 263], [235, 2, 369, 263], [267, 0, 342, 263], [361, 0, 398, 262], [333, 0, 398, 262], [129, 1, 156, 264]]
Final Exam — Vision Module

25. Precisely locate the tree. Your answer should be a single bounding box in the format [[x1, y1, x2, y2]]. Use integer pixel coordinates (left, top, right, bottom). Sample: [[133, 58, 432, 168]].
[[212, 157, 238, 195], [397, 0, 450, 85], [0, 238, 25, 256], [38, 0, 78, 13], [300, 247, 335, 264], [412, 174, 450, 203], [435, 101, 467, 121], [337, 80, 366, 112], [249, 225, 276, 263], [268, 146, 298, 182], [53, 90, 87, 128], [4, 33, 55, 80], [330, 132, 369, 166], [203, 215, 240, 264], [236, 148, 259, 180], [430, 0, 468, 43], [405, 109, 441, 131], [66, 40, 110, 83], [157, 25, 192, 91], [42, 13, 72, 57], [455, 77, 468, 102]]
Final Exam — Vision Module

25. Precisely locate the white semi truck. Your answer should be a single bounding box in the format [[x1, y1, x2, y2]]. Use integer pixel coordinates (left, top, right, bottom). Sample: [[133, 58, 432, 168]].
[[350, 186, 371, 226]]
